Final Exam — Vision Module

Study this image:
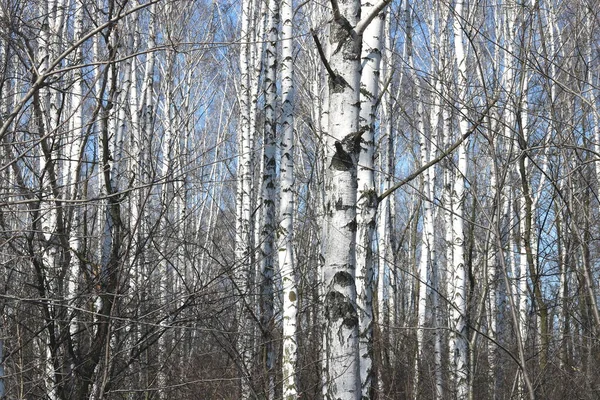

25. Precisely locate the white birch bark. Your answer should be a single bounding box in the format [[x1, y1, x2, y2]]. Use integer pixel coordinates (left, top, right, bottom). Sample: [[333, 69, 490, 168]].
[[253, 0, 267, 295], [442, 60, 454, 376], [157, 16, 176, 396], [235, 0, 257, 396], [427, 4, 445, 397], [36, 3, 60, 395], [411, 67, 431, 400], [517, 163, 529, 400], [486, 155, 500, 398], [279, 0, 298, 395], [356, 3, 384, 397], [118, 7, 144, 395], [322, 0, 363, 396], [125, 25, 143, 387], [450, 1, 469, 397], [140, 3, 156, 197], [375, 12, 394, 392], [517, 26, 533, 379], [259, 1, 278, 397], [309, 8, 332, 397], [485, 5, 505, 396], [66, 0, 86, 306]]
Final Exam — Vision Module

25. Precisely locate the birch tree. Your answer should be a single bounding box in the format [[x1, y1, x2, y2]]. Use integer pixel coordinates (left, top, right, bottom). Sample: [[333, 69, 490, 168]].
[[319, 0, 390, 397], [279, 0, 298, 395], [356, 2, 385, 397], [320, 0, 362, 391], [235, 0, 258, 395], [406, 3, 431, 396], [259, 0, 279, 396], [448, 0, 469, 396]]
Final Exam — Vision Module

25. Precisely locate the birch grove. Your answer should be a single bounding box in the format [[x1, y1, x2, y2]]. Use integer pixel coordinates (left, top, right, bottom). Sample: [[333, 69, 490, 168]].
[[1, 0, 600, 399]]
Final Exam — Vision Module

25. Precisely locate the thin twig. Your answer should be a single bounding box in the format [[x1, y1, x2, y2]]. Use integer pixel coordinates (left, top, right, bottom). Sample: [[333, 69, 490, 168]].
[[378, 96, 498, 202]]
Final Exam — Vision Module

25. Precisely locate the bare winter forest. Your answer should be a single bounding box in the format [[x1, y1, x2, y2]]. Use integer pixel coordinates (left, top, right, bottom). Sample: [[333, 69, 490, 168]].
[[0, 0, 600, 399]]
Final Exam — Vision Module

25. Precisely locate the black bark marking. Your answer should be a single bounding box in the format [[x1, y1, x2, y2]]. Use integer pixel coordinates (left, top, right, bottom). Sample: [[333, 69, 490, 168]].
[[331, 141, 354, 170], [326, 290, 358, 328], [333, 271, 353, 287]]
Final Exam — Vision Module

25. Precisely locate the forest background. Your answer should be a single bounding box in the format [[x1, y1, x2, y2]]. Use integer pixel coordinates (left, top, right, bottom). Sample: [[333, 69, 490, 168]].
[[0, 0, 599, 399]]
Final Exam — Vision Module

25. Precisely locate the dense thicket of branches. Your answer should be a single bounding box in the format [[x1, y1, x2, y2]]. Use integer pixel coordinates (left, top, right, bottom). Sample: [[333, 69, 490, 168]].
[[0, 0, 599, 399]]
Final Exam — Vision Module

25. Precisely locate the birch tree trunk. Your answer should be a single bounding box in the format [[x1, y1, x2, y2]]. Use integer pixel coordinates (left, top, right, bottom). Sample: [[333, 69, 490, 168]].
[[322, 0, 364, 396], [450, 1, 469, 396], [375, 11, 395, 394], [65, 0, 86, 315], [428, 5, 447, 398], [236, 0, 257, 396], [356, 3, 384, 397], [405, 4, 435, 396], [259, 0, 278, 397], [35, 2, 65, 396], [279, 0, 298, 395]]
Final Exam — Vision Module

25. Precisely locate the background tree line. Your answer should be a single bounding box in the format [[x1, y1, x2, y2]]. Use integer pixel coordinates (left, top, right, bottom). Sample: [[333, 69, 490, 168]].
[[0, 0, 599, 399]]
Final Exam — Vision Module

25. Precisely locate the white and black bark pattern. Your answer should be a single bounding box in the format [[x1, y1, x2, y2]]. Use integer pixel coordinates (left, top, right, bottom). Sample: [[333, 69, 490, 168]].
[[127, 15, 142, 302], [356, 3, 384, 398], [259, 0, 278, 397], [322, 0, 363, 397], [450, 0, 469, 397], [66, 0, 86, 308], [279, 0, 298, 395], [156, 24, 178, 398], [235, 0, 257, 396]]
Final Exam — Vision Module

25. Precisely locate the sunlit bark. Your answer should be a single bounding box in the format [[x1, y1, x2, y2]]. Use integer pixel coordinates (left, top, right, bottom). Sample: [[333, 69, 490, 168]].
[[356, 3, 384, 397], [321, 0, 363, 396], [279, 0, 298, 395], [449, 1, 469, 396]]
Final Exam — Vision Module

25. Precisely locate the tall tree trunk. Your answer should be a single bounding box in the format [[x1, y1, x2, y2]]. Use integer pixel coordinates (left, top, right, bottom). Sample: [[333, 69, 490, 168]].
[[236, 0, 258, 396], [356, 3, 384, 397], [408, 4, 431, 393], [428, 5, 447, 398], [321, 0, 362, 392], [375, 11, 396, 394], [279, 0, 298, 395], [320, 0, 391, 397], [259, 0, 278, 397], [449, 1, 469, 396]]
